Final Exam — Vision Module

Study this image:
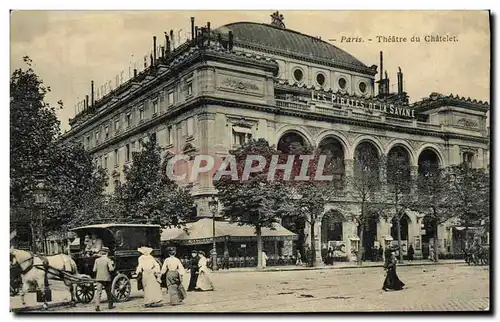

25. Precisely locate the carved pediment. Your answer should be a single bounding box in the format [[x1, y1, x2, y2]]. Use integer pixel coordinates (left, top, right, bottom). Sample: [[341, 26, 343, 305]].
[[457, 118, 479, 129], [221, 77, 260, 92]]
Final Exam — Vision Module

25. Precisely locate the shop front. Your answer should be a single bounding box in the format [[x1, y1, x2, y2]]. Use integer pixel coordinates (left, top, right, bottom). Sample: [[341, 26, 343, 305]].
[[161, 218, 298, 267]]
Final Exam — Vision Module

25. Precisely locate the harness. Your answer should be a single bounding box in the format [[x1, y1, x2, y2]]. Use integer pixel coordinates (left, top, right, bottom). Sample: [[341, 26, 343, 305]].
[[14, 252, 50, 275]]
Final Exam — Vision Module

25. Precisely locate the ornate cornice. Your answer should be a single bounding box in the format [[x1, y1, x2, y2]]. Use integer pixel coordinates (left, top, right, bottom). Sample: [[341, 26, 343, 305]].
[[412, 93, 489, 113]]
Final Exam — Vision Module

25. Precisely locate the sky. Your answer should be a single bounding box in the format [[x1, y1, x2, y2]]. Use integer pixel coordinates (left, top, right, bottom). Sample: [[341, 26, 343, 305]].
[[10, 10, 490, 131]]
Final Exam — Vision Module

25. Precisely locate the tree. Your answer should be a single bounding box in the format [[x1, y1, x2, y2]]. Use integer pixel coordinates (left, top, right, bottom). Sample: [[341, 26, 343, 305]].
[[341, 150, 385, 265], [213, 139, 290, 269], [117, 139, 194, 227], [47, 141, 109, 230], [10, 57, 109, 248], [282, 143, 339, 267], [447, 163, 490, 246], [415, 161, 454, 262], [385, 154, 416, 261], [10, 57, 61, 207]]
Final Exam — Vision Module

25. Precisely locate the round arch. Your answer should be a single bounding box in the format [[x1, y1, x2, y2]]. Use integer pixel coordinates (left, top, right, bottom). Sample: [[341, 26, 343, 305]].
[[276, 129, 312, 153], [385, 139, 417, 167], [416, 144, 445, 168], [315, 130, 351, 158], [351, 135, 384, 159], [275, 125, 314, 148]]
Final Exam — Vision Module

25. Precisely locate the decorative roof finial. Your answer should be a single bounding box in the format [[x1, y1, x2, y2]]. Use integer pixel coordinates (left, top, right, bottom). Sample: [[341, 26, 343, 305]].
[[270, 11, 285, 29]]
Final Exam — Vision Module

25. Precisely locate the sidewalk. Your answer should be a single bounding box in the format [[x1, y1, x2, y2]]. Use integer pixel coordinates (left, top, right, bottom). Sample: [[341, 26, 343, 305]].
[[212, 259, 465, 273]]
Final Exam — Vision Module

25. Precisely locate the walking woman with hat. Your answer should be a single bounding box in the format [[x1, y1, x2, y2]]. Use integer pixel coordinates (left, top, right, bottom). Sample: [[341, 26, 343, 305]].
[[136, 246, 163, 307], [382, 247, 405, 291], [195, 251, 214, 291], [161, 247, 187, 305]]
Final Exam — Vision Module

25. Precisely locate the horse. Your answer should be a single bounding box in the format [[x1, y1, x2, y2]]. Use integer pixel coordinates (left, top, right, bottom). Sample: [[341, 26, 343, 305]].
[[10, 248, 78, 310]]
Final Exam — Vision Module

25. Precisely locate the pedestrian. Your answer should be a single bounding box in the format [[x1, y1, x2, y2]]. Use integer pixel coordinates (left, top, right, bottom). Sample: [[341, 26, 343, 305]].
[[136, 246, 162, 307], [295, 250, 303, 266], [187, 250, 199, 292], [407, 244, 415, 261], [429, 244, 435, 262], [326, 247, 334, 265], [161, 247, 187, 306], [195, 251, 214, 291], [93, 247, 114, 312], [382, 248, 405, 292], [261, 251, 268, 268], [222, 248, 230, 270]]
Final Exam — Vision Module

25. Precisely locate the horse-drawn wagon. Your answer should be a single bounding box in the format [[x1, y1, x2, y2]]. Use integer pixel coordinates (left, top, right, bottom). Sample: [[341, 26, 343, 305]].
[[10, 223, 161, 308], [70, 223, 161, 303]]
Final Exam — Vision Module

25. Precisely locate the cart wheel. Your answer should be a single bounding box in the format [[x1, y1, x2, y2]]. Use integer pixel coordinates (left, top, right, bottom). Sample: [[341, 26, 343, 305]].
[[75, 282, 95, 304], [111, 274, 131, 302]]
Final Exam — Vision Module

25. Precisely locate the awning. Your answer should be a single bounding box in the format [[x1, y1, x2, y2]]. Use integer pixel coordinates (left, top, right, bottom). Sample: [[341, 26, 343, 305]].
[[232, 126, 252, 134], [161, 219, 229, 245], [161, 218, 297, 245]]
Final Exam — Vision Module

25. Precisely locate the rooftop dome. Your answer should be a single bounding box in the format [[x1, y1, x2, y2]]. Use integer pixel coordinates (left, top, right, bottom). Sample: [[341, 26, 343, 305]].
[[214, 22, 371, 72]]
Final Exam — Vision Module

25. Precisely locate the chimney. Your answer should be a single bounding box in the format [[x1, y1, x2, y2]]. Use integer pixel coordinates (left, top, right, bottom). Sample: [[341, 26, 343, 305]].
[[207, 22, 211, 46], [195, 26, 199, 46], [378, 51, 384, 96], [161, 45, 165, 58], [385, 70, 390, 95], [170, 30, 174, 50], [150, 53, 153, 67], [91, 80, 95, 107], [397, 67, 403, 95], [165, 33, 171, 55], [379, 51, 383, 83], [228, 30, 234, 51], [85, 95, 89, 112], [191, 17, 195, 42], [134, 69, 138, 77], [153, 36, 157, 64]]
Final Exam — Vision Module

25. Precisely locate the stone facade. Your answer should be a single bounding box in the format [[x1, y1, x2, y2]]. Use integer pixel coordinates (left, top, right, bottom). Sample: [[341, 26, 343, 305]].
[[64, 18, 489, 262]]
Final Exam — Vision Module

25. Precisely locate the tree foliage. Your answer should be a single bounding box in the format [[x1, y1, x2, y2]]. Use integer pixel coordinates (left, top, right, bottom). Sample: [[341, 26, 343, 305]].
[[385, 153, 416, 261], [116, 139, 194, 227], [213, 138, 291, 269], [10, 56, 60, 207], [10, 57, 107, 245], [337, 150, 386, 265], [414, 161, 454, 261], [280, 142, 339, 267], [447, 163, 490, 242]]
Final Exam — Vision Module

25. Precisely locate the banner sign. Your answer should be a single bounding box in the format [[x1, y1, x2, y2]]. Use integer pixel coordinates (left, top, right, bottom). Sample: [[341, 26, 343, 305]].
[[328, 240, 347, 257], [311, 90, 415, 118]]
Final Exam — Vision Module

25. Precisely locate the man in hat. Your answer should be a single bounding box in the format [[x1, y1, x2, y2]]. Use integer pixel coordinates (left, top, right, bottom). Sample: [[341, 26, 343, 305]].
[[93, 247, 115, 311], [187, 250, 199, 291]]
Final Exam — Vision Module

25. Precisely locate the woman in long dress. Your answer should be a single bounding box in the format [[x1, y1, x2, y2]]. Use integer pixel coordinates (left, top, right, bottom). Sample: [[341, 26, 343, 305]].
[[136, 246, 163, 307], [382, 250, 405, 291], [195, 251, 214, 291], [161, 247, 187, 305], [262, 251, 268, 269]]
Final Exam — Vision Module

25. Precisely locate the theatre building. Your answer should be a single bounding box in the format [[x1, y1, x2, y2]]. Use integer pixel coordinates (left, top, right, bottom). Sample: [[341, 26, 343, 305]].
[[64, 12, 490, 263]]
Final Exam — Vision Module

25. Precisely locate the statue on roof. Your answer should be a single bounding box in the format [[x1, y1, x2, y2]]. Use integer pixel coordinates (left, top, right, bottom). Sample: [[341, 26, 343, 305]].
[[270, 11, 286, 29]]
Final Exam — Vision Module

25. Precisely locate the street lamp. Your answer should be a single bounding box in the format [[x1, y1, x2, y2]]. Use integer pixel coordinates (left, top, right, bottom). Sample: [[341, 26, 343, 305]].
[[33, 177, 49, 254], [208, 196, 219, 271], [33, 175, 52, 304]]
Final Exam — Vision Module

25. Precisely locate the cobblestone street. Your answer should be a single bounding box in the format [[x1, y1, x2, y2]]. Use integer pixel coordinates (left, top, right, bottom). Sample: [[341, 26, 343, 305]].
[[18, 262, 489, 313]]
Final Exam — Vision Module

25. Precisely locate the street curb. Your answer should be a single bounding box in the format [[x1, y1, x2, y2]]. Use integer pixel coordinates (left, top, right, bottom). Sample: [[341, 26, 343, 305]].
[[11, 300, 73, 313], [212, 260, 464, 274]]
